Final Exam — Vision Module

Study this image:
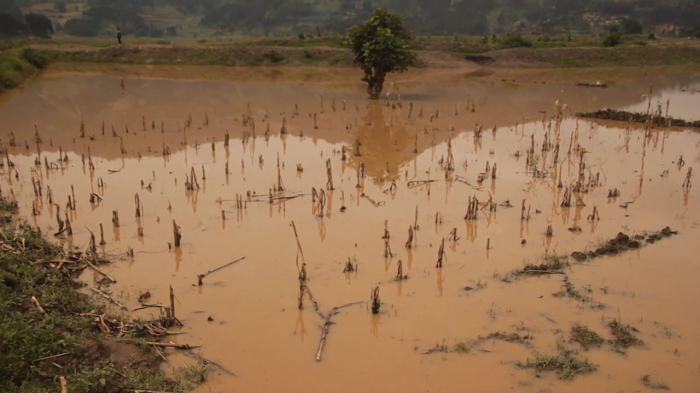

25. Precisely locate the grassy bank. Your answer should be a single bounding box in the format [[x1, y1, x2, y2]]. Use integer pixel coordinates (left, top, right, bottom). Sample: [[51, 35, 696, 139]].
[[0, 198, 201, 393], [32, 42, 700, 69], [0, 49, 51, 94], [2, 33, 699, 94]]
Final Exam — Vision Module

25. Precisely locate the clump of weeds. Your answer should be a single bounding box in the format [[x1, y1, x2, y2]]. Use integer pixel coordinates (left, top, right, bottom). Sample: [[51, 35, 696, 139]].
[[512, 253, 569, 277], [641, 374, 670, 390], [570, 324, 605, 350], [520, 346, 597, 380], [454, 341, 471, 353], [608, 320, 644, 352], [553, 276, 605, 309]]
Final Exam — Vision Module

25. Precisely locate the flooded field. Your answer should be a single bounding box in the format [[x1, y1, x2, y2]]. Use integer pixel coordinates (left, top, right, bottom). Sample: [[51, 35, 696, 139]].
[[1, 71, 699, 393]]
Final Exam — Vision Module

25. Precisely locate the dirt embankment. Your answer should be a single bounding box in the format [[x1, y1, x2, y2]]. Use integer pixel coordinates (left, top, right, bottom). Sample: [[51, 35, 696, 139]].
[[31, 42, 700, 69]]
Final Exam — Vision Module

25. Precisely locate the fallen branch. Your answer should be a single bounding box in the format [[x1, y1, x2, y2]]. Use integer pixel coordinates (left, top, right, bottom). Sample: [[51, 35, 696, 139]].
[[33, 259, 77, 265], [134, 390, 172, 393], [291, 221, 305, 273], [33, 352, 69, 363], [60, 376, 67, 393], [522, 270, 565, 275], [152, 345, 168, 363], [304, 286, 325, 320], [31, 296, 45, 314], [185, 351, 236, 377], [85, 259, 116, 283], [90, 287, 127, 310], [315, 301, 363, 362], [197, 256, 246, 286], [144, 342, 201, 350], [362, 194, 385, 207], [133, 303, 166, 312], [407, 179, 438, 189]]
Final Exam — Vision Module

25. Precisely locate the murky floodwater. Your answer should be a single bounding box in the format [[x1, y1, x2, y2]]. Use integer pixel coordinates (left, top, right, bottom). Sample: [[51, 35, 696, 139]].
[[1, 71, 699, 393]]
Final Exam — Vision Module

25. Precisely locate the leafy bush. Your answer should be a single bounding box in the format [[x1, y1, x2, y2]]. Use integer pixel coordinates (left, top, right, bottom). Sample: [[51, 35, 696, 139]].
[[0, 52, 35, 93], [0, 12, 26, 37], [621, 18, 643, 35], [25, 13, 53, 38], [263, 49, 284, 63], [500, 32, 532, 48], [603, 33, 622, 47], [20, 48, 51, 68]]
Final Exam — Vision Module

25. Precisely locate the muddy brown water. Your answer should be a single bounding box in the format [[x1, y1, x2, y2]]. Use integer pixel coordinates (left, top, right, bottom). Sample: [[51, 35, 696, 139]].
[[1, 71, 699, 393]]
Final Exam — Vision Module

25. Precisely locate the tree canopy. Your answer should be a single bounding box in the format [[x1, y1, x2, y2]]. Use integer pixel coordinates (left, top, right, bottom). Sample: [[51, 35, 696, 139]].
[[25, 13, 53, 38], [348, 7, 416, 99]]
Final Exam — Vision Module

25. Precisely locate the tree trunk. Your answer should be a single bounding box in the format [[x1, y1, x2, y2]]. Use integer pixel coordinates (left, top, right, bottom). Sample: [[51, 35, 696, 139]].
[[363, 72, 385, 99]]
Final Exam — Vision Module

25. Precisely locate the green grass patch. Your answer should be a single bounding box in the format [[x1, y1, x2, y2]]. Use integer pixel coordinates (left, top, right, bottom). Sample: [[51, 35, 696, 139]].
[[0, 196, 202, 393], [608, 320, 644, 351], [570, 324, 605, 350], [554, 57, 591, 68], [0, 52, 37, 94], [521, 347, 597, 380]]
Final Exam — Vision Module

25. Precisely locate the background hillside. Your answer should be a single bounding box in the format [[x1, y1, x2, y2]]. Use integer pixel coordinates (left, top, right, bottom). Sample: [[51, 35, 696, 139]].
[[2, 0, 699, 39]]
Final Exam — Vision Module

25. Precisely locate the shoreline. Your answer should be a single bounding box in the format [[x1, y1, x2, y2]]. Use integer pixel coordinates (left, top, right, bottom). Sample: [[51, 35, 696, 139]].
[[2, 41, 700, 97]]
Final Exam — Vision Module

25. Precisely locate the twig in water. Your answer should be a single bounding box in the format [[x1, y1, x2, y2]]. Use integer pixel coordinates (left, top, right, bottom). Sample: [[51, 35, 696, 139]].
[[315, 302, 363, 362], [197, 257, 247, 286], [90, 287, 127, 310]]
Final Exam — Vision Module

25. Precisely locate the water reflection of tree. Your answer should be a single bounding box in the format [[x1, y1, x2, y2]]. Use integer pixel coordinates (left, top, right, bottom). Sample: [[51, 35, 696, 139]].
[[346, 102, 416, 187]]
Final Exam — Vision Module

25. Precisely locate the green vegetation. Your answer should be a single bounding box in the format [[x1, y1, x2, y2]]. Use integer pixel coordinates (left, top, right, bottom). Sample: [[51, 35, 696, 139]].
[[0, 48, 50, 94], [7, 0, 700, 39], [570, 324, 605, 350], [608, 320, 644, 351], [522, 347, 597, 380], [348, 8, 416, 98], [499, 32, 532, 49], [454, 342, 471, 353], [0, 197, 200, 392], [0, 196, 19, 213], [1, 0, 53, 38], [518, 253, 570, 275], [603, 32, 622, 47]]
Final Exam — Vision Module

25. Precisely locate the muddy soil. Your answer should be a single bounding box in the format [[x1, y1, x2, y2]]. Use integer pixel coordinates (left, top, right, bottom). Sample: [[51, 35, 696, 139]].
[[1, 70, 699, 393]]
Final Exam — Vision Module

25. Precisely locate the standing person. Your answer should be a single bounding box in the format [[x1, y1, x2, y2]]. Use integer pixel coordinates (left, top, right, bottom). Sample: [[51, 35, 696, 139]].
[[117, 28, 122, 44]]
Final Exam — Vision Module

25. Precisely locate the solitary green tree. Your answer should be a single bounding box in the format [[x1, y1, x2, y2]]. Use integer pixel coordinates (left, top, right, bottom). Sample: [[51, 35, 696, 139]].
[[348, 8, 416, 99]]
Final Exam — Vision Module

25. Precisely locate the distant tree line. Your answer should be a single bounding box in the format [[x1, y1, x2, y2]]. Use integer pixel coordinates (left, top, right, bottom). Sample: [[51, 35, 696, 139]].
[[0, 0, 53, 38], [190, 0, 700, 37], [62, 0, 166, 37], [4, 0, 699, 39]]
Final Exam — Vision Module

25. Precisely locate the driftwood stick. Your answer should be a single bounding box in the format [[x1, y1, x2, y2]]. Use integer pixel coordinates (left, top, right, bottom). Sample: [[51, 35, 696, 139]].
[[169, 286, 176, 320], [132, 303, 166, 312], [315, 301, 363, 362], [31, 296, 45, 314], [522, 270, 565, 275], [185, 351, 236, 377], [304, 286, 325, 320], [197, 256, 246, 285], [134, 391, 172, 393], [90, 287, 127, 310], [33, 259, 77, 265], [291, 221, 305, 272], [152, 345, 169, 363], [407, 179, 438, 189], [144, 342, 200, 350], [85, 259, 116, 283], [33, 352, 69, 362]]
